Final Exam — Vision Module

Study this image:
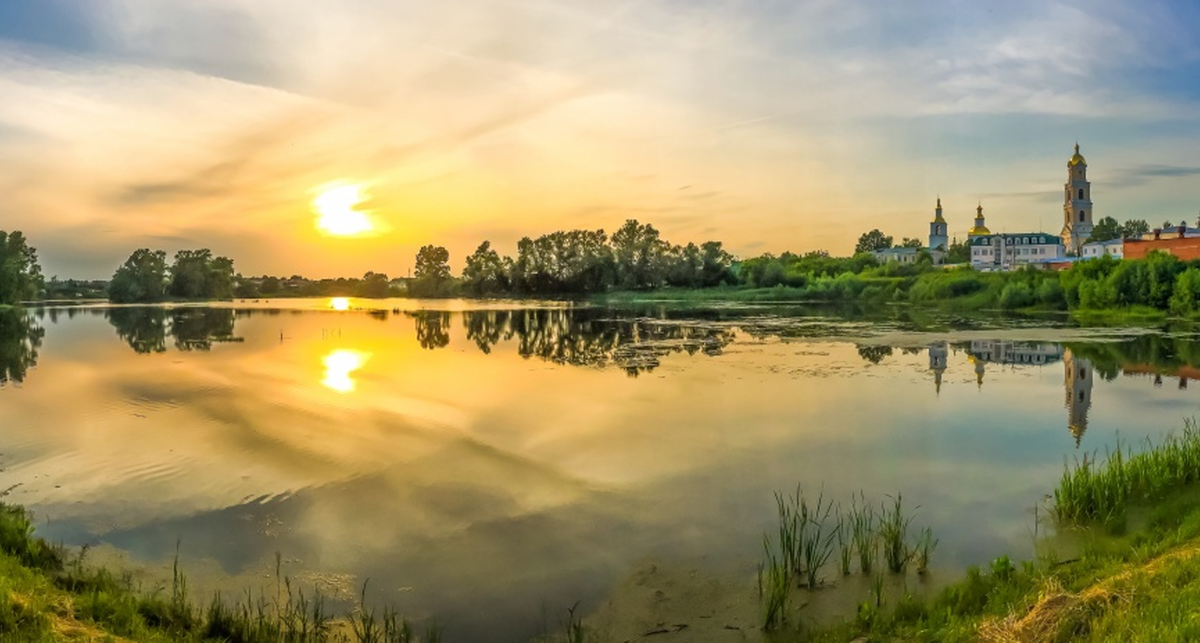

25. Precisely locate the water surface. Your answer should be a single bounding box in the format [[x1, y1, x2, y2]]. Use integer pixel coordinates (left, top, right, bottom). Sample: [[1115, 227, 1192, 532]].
[[1, 300, 1198, 640]]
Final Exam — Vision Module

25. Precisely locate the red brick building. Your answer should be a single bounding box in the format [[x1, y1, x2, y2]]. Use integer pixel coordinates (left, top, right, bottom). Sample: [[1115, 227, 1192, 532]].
[[1124, 235, 1200, 261]]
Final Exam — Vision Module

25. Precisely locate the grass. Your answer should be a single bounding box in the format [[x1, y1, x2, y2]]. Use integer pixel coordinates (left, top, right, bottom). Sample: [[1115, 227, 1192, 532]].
[[1055, 419, 1200, 524], [0, 502, 443, 642], [758, 486, 936, 632], [799, 418, 1200, 642]]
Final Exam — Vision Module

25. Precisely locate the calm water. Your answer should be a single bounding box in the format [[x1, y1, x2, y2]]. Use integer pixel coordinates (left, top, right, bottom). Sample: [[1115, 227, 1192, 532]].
[[2, 299, 1199, 640]]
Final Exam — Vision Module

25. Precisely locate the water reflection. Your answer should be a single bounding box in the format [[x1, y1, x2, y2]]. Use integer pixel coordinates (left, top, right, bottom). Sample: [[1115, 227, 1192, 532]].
[[409, 311, 450, 350], [106, 308, 242, 354], [321, 350, 370, 393], [1065, 350, 1094, 446], [0, 309, 43, 386]]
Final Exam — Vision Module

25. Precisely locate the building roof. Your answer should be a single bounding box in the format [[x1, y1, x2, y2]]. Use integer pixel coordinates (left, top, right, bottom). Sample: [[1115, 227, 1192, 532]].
[[967, 225, 992, 236], [932, 197, 946, 223], [1082, 238, 1124, 247], [969, 232, 1061, 246], [874, 246, 919, 255]]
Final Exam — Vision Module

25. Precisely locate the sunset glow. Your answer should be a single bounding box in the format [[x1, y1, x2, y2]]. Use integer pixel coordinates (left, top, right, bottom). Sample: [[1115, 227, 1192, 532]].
[[321, 349, 370, 393], [330, 297, 351, 311], [313, 185, 374, 237]]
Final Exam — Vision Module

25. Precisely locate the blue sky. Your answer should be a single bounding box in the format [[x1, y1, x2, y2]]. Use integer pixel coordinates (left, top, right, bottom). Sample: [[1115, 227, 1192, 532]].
[[1, 0, 1199, 277]]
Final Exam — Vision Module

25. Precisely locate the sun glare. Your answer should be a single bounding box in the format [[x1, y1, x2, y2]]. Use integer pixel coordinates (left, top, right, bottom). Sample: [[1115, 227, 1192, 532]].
[[330, 297, 351, 311], [321, 349, 370, 393], [313, 184, 374, 237]]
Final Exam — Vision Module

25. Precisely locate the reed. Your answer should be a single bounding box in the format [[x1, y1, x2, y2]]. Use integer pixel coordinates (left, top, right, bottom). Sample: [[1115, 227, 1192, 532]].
[[836, 509, 853, 576], [879, 494, 914, 573], [915, 526, 937, 575], [1055, 420, 1200, 523], [850, 491, 876, 575], [797, 487, 837, 588], [760, 536, 791, 631]]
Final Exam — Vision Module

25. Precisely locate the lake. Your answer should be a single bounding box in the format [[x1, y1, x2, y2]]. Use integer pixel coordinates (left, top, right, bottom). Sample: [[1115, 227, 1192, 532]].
[[1, 299, 1198, 641]]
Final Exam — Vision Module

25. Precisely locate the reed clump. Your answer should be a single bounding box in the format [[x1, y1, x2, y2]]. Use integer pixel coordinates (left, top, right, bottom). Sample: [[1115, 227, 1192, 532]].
[[758, 485, 937, 630], [1055, 419, 1200, 524]]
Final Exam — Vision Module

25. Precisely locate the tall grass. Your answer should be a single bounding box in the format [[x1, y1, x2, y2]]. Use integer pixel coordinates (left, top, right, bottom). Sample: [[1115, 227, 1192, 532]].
[[0, 501, 446, 643], [1055, 419, 1200, 523], [879, 494, 915, 573]]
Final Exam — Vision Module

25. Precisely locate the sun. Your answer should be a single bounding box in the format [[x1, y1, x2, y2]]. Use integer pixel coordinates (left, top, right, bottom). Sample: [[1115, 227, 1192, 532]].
[[313, 183, 374, 236]]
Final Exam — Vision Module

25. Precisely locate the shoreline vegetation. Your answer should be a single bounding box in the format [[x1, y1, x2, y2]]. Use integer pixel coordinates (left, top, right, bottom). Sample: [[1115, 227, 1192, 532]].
[[4, 425, 1200, 641]]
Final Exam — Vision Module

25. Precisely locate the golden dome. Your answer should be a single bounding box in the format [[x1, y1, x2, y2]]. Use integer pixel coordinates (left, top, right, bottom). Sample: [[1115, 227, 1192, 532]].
[[1068, 142, 1086, 167], [968, 225, 991, 236]]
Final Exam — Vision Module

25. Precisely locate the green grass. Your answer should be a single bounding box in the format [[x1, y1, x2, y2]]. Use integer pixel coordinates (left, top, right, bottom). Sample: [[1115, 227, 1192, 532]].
[[1055, 419, 1200, 525], [0, 503, 440, 642]]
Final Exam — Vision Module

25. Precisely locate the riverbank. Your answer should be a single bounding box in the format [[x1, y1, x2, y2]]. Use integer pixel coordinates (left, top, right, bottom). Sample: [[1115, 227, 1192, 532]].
[[8, 423, 1200, 642]]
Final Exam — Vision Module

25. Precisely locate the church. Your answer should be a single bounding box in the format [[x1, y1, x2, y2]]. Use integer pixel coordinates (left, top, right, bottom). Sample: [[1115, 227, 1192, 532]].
[[909, 144, 1095, 270]]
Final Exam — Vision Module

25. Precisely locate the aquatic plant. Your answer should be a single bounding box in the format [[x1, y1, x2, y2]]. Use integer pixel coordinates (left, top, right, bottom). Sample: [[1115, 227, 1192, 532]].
[[850, 491, 877, 575], [836, 509, 853, 576], [760, 535, 791, 630], [915, 526, 938, 575], [879, 494, 914, 573], [1056, 419, 1200, 523], [797, 487, 837, 588]]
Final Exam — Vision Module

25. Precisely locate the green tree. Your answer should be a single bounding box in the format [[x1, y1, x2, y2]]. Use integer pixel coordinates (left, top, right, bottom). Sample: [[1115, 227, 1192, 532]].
[[898, 237, 924, 249], [855, 229, 893, 254], [610, 219, 668, 290], [1122, 219, 1150, 240], [1088, 216, 1122, 242], [462, 241, 509, 295], [1170, 268, 1200, 316], [412, 245, 452, 296], [167, 249, 235, 300], [108, 249, 168, 303], [945, 237, 970, 263], [0, 231, 44, 305]]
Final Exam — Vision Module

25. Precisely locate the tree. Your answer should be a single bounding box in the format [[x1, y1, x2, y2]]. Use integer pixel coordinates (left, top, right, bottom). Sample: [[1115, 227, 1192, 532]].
[[108, 249, 168, 303], [945, 237, 970, 264], [898, 237, 924, 249], [412, 245, 452, 297], [414, 245, 451, 280], [167, 249, 235, 300], [358, 272, 390, 298], [1122, 219, 1150, 240], [462, 241, 508, 295], [1087, 216, 1122, 243], [0, 231, 44, 305], [1162, 219, 1182, 230], [610, 219, 668, 290], [855, 229, 893, 254]]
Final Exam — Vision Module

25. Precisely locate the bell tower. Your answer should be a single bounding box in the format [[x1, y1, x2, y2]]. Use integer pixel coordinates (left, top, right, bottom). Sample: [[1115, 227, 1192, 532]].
[[929, 198, 948, 251], [1061, 143, 1094, 253]]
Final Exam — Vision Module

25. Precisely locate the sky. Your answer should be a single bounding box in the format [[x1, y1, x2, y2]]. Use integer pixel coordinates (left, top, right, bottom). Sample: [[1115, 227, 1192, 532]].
[[2, 0, 1200, 279]]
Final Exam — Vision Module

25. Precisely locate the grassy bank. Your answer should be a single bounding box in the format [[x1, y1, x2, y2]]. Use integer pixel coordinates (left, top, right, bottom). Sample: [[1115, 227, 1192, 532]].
[[786, 423, 1200, 642], [0, 504, 441, 642]]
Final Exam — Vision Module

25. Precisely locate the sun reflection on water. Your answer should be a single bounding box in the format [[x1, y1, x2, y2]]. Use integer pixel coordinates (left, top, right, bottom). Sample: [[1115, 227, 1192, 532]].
[[321, 349, 370, 393], [330, 297, 350, 311]]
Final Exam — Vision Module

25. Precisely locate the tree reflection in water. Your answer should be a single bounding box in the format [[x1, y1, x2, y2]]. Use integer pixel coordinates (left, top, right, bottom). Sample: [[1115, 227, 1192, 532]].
[[0, 308, 44, 385], [106, 307, 242, 354]]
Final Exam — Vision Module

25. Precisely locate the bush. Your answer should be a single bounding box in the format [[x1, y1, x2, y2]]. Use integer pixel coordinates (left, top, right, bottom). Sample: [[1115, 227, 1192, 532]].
[[999, 282, 1036, 309]]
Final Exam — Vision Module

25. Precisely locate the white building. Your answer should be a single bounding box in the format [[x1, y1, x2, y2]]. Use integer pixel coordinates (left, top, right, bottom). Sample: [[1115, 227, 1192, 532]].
[[1080, 238, 1124, 259], [969, 233, 1064, 271], [970, 340, 1063, 366], [873, 247, 920, 264]]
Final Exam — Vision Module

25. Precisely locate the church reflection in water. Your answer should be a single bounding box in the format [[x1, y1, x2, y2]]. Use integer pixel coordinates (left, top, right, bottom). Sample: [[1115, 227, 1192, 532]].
[[921, 340, 1096, 446]]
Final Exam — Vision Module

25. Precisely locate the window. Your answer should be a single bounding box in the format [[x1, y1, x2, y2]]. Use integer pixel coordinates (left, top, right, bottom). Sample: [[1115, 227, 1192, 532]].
[[1080, 369, 1086, 379], [1079, 211, 1085, 222], [1078, 188, 1084, 199]]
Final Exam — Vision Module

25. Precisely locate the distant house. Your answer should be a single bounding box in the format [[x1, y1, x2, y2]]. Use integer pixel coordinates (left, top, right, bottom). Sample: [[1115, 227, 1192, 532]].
[[1080, 238, 1124, 260], [969, 233, 1064, 271], [873, 247, 920, 264]]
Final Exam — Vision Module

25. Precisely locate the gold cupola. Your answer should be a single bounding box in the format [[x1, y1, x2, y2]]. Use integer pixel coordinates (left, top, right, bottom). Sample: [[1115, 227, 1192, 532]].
[[1068, 142, 1087, 167]]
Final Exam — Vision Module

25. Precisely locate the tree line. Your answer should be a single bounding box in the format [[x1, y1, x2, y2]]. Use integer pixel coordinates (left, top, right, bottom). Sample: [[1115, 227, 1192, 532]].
[[108, 248, 236, 303]]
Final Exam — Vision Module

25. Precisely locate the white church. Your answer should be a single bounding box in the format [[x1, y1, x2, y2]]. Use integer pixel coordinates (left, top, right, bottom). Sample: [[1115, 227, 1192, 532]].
[[883, 144, 1097, 270]]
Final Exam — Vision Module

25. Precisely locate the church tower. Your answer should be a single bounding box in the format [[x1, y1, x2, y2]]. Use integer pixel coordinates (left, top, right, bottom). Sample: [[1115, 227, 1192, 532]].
[[929, 198, 948, 251], [967, 203, 990, 241], [1064, 349, 1093, 447], [1061, 143, 1094, 253], [929, 340, 948, 395]]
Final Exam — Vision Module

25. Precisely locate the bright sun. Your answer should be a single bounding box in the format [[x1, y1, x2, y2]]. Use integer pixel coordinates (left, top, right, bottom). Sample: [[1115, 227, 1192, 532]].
[[313, 184, 374, 236]]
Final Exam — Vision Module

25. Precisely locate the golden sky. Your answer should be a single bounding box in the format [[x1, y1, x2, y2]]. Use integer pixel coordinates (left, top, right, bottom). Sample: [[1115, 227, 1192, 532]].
[[1, 0, 1199, 277]]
